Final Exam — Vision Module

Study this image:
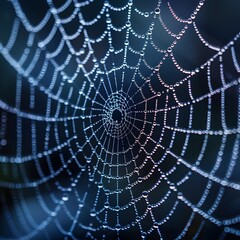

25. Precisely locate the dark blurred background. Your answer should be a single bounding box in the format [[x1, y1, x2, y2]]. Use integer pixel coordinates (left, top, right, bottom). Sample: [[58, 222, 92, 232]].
[[1, 0, 240, 239]]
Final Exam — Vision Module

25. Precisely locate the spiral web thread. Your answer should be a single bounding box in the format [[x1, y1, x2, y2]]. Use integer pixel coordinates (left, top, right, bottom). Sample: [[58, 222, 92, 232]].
[[0, 0, 240, 239]]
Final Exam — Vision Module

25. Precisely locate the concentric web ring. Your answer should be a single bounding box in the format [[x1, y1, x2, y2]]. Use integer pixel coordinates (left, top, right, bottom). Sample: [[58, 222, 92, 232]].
[[0, 0, 240, 239], [101, 92, 131, 138]]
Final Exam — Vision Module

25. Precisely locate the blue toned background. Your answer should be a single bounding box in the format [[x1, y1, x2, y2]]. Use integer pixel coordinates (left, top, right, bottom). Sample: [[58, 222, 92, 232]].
[[0, 0, 240, 239]]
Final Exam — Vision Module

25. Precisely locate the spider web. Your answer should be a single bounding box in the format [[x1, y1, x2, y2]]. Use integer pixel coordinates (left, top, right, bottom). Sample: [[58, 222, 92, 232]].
[[0, 0, 240, 239]]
